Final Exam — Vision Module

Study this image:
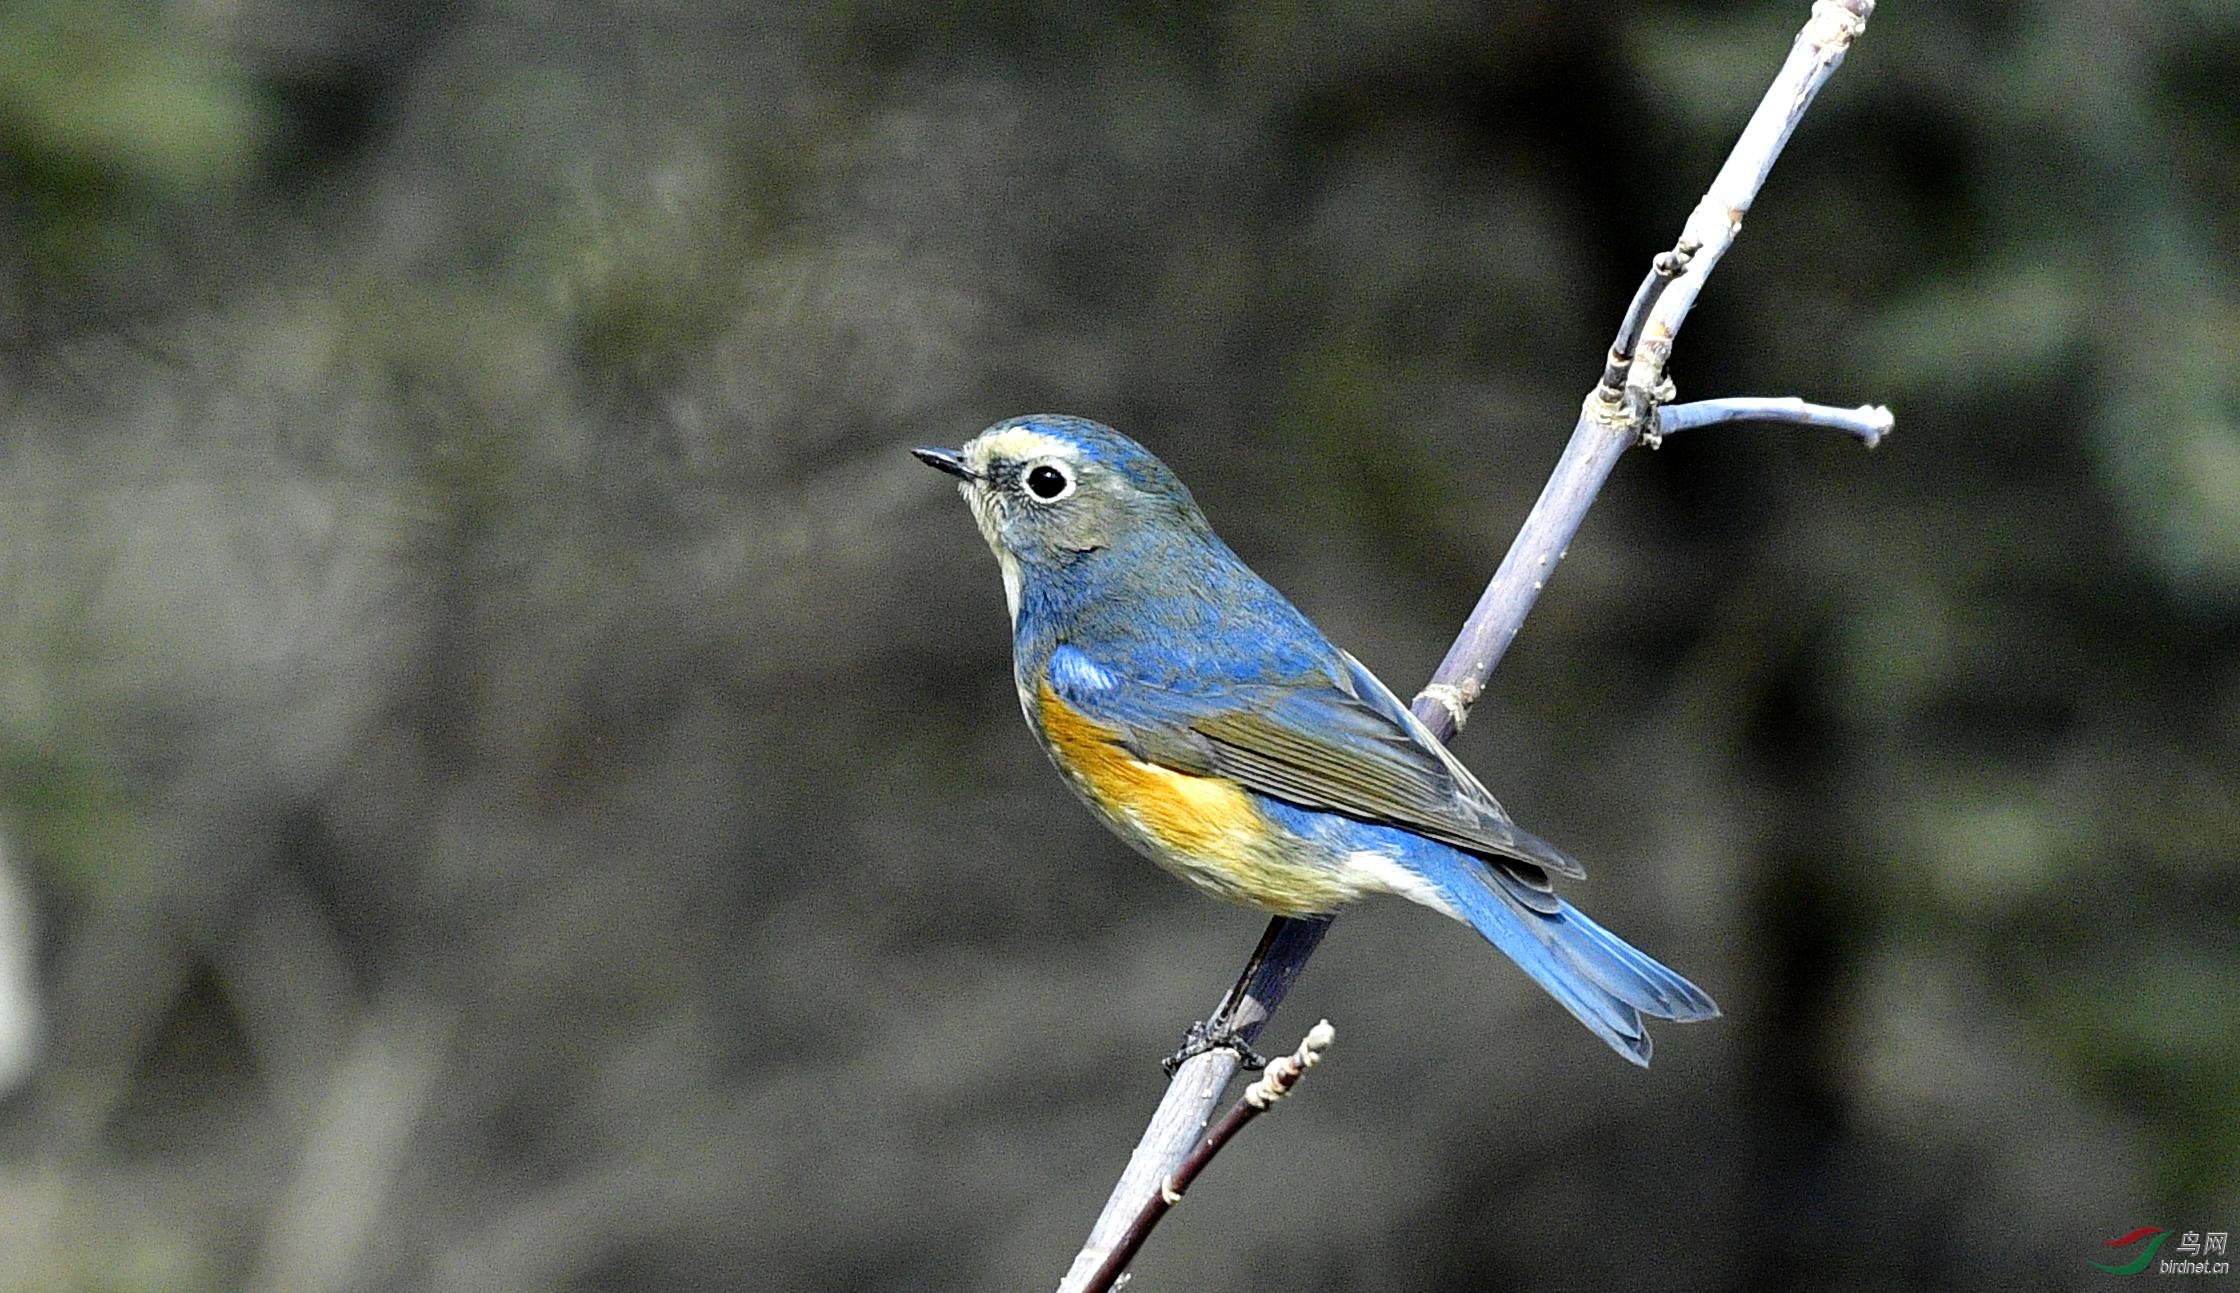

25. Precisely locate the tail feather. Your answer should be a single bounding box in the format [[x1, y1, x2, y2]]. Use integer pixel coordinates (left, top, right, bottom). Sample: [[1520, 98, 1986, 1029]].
[[1551, 900, 1721, 1023], [1476, 915, 1657, 1065], [1401, 845, 1717, 1066]]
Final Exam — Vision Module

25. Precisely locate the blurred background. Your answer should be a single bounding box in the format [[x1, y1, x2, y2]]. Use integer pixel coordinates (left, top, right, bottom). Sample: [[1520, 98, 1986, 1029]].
[[1, 1, 2236, 1289]]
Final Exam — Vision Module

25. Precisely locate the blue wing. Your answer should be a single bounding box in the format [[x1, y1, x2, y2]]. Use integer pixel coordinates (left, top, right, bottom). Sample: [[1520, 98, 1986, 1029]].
[[1044, 642, 1583, 901]]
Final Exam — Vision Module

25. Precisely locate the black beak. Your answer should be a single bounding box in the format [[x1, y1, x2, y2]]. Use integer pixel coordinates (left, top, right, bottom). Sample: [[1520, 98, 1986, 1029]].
[[911, 445, 978, 481]]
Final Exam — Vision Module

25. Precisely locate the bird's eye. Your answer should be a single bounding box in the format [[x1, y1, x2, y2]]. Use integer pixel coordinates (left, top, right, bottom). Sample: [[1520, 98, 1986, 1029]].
[[1023, 460, 1075, 502]]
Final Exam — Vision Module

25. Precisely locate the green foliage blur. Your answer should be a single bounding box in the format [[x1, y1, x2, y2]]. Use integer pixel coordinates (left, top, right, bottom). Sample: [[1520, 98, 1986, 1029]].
[[0, 2, 2234, 1290]]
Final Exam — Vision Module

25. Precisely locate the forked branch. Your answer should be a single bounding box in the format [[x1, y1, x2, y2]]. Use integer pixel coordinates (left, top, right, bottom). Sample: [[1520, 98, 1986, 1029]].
[[1078, 1023, 1338, 1293], [1058, 4, 1881, 1288]]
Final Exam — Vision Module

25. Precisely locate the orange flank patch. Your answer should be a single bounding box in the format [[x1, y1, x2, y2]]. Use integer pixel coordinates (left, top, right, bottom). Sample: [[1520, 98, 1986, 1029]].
[[1035, 681, 1352, 915], [1039, 685, 1263, 854]]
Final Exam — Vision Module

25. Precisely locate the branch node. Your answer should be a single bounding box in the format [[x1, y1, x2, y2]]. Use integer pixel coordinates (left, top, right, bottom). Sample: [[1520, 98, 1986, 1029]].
[[1624, 376, 1680, 448], [1597, 348, 1631, 397], [1806, 0, 1872, 49], [1243, 1019, 1335, 1111], [1413, 682, 1477, 734], [1583, 389, 1630, 433]]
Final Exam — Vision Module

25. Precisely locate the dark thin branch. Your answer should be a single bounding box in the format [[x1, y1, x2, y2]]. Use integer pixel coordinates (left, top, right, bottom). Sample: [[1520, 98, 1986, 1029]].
[[1199, 914, 1332, 1049], [1058, 4, 1880, 1288], [1080, 1023, 1337, 1293], [1598, 242, 1699, 399]]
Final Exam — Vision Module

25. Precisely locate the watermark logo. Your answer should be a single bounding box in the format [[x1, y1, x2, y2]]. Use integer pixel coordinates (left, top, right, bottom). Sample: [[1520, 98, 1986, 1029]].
[[2096, 1229, 2171, 1275], [2095, 1227, 2230, 1276]]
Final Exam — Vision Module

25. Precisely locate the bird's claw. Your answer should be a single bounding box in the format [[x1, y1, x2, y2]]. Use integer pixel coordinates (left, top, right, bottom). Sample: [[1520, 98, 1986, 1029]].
[[1162, 1018, 1269, 1075]]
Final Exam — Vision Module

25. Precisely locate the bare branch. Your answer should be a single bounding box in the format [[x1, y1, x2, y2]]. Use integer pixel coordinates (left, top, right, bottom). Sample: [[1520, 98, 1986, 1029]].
[[1655, 397, 1892, 448], [1059, 5, 1880, 1288], [1061, 916, 1331, 1289], [1622, 0, 1875, 428], [1079, 1023, 1338, 1293]]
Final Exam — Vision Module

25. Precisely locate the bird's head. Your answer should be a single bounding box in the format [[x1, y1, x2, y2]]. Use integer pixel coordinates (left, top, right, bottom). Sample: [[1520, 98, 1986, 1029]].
[[913, 415, 1208, 615]]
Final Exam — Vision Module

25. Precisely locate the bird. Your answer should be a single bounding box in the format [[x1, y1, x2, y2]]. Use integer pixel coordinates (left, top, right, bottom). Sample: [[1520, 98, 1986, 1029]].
[[913, 415, 1716, 1065]]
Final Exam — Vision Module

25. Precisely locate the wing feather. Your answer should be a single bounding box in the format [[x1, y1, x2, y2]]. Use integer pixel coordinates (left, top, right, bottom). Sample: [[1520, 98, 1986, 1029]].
[[1045, 643, 1584, 883]]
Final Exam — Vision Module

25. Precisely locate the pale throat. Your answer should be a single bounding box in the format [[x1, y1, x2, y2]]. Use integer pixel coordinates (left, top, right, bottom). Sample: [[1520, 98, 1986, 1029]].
[[956, 427, 1081, 627], [962, 483, 1023, 623]]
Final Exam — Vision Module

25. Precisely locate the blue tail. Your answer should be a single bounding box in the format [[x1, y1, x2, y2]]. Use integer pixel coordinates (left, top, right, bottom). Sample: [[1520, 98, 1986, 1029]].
[[1406, 845, 1719, 1066]]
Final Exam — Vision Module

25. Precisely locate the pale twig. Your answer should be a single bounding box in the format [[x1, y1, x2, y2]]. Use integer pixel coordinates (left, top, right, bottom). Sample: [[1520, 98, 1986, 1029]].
[[1057, 4, 1880, 1288], [1655, 397, 1892, 448], [1079, 1023, 1337, 1293], [1621, 0, 1876, 430]]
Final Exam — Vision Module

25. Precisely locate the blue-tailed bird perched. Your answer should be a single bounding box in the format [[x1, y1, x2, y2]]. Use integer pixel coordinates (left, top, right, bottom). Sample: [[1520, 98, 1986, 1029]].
[[914, 415, 1718, 1065]]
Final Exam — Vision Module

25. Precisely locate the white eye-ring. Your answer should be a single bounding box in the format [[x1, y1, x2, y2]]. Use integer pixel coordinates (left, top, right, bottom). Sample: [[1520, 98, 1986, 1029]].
[[1021, 458, 1076, 503]]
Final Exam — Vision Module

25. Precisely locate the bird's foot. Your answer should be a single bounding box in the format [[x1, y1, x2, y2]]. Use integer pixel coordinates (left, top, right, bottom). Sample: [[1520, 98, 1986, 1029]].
[[1162, 1018, 1269, 1075]]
